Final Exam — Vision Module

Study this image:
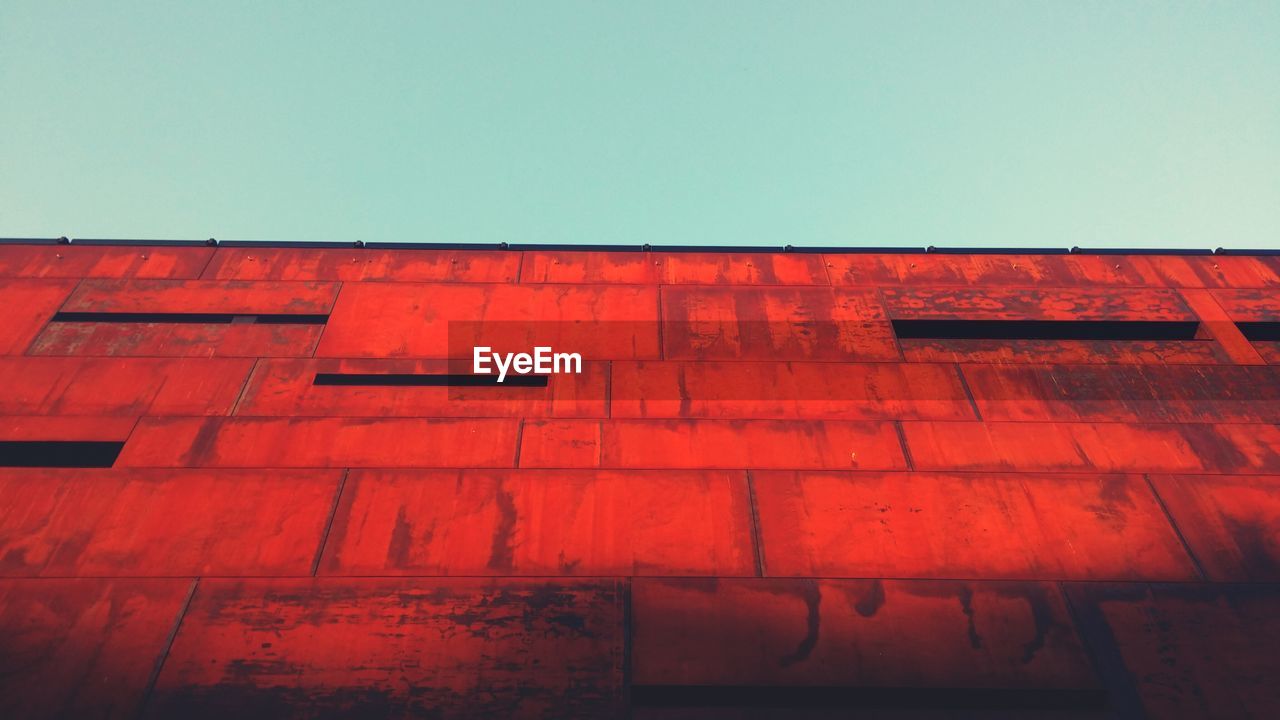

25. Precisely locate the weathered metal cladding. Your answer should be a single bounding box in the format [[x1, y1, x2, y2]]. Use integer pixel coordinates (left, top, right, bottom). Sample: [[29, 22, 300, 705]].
[[318, 469, 755, 576], [317, 282, 661, 359], [202, 246, 521, 282], [235, 358, 608, 417], [751, 471, 1197, 580], [0, 357, 254, 415], [0, 279, 78, 354], [147, 578, 625, 718], [0, 578, 193, 719], [0, 244, 1276, 717], [1065, 583, 1280, 719], [0, 469, 341, 577], [0, 244, 214, 279], [631, 578, 1100, 690]]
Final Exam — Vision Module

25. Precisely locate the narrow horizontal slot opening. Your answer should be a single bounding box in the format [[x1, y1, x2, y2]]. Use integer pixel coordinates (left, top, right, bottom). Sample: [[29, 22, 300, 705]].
[[51, 312, 328, 325], [630, 685, 1108, 710], [892, 319, 1199, 341], [0, 441, 124, 468], [313, 373, 549, 387], [1238, 322, 1280, 341]]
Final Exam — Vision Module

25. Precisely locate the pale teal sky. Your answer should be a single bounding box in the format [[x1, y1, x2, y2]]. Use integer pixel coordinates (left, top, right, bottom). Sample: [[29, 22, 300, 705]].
[[2, 1, 1277, 248]]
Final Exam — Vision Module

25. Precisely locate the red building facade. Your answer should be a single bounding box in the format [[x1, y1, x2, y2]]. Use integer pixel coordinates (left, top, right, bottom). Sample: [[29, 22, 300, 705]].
[[1, 241, 1278, 718]]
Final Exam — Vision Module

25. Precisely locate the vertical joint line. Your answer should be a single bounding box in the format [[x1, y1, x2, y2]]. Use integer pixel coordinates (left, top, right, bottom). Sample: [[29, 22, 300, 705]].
[[656, 286, 665, 360], [893, 421, 915, 470], [746, 470, 767, 577], [515, 250, 526, 283], [605, 361, 613, 419], [138, 577, 198, 719], [954, 364, 982, 420], [229, 358, 261, 416], [1143, 473, 1207, 580], [311, 469, 349, 576], [513, 418, 526, 468], [308, 281, 344, 358]]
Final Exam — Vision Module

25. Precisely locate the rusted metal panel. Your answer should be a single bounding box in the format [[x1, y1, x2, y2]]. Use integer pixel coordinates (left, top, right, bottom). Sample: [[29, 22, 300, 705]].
[[29, 322, 324, 357], [610, 361, 974, 420], [1178, 288, 1266, 365], [901, 338, 1228, 364], [234, 358, 607, 417], [631, 578, 1098, 690], [825, 253, 1280, 288], [1139, 255, 1280, 288], [518, 419, 906, 470], [117, 417, 521, 468], [0, 279, 78, 354], [521, 251, 663, 284], [1066, 583, 1280, 719], [0, 469, 340, 577], [882, 287, 1196, 320], [62, 278, 340, 314], [661, 287, 899, 361], [147, 578, 624, 718], [653, 252, 830, 285], [960, 364, 1280, 422], [0, 245, 213, 279], [752, 471, 1196, 580], [318, 469, 754, 576], [317, 282, 661, 359], [1210, 288, 1280, 321], [0, 578, 192, 719], [1148, 474, 1280, 582], [0, 415, 137, 441], [202, 247, 521, 282], [824, 253, 1157, 288], [0, 357, 253, 415], [902, 421, 1280, 474], [517, 420, 602, 467]]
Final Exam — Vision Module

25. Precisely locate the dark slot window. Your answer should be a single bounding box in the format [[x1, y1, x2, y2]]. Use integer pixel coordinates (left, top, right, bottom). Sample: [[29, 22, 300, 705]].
[[630, 685, 1107, 711], [891, 319, 1200, 341], [50, 312, 328, 325], [0, 441, 124, 467], [313, 373, 549, 387], [1238, 322, 1280, 341]]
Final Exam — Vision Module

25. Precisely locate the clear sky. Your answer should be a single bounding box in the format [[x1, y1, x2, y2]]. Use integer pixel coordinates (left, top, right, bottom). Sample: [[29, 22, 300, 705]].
[[2, 1, 1277, 249]]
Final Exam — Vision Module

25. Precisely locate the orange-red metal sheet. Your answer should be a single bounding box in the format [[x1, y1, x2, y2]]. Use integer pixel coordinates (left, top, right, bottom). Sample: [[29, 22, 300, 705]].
[[902, 421, 1280, 474], [61, 278, 340, 314], [318, 469, 754, 576], [1066, 583, 1280, 718], [521, 251, 662, 284], [317, 282, 661, 359], [117, 417, 520, 468], [0, 578, 192, 719], [661, 286, 899, 361], [882, 287, 1196, 320], [0, 469, 340, 577], [631, 578, 1098, 690], [0, 415, 137, 441], [960, 364, 1280, 422], [201, 246, 520, 282], [653, 252, 829, 285], [518, 419, 907, 470], [0, 357, 253, 416], [901, 338, 1227, 364], [1210, 288, 1280, 321], [1149, 474, 1280, 582], [29, 322, 324, 357], [234, 358, 607, 417], [147, 578, 624, 717], [610, 361, 974, 420], [825, 253, 1280, 288], [0, 244, 213, 279], [752, 471, 1196, 580], [0, 279, 77, 354]]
